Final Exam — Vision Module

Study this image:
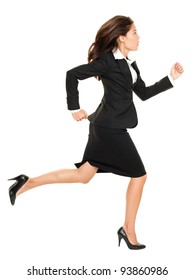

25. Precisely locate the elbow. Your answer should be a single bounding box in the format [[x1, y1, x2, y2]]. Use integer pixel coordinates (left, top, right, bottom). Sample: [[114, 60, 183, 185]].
[[142, 97, 149, 101], [134, 88, 149, 101], [139, 95, 148, 101]]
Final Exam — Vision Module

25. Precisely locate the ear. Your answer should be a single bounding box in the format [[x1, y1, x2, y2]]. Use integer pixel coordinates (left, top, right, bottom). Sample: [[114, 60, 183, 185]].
[[118, 35, 125, 43]]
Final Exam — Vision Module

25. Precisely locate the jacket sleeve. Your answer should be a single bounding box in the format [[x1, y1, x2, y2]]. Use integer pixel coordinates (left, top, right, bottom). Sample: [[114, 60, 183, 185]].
[[133, 75, 174, 101], [66, 57, 110, 110]]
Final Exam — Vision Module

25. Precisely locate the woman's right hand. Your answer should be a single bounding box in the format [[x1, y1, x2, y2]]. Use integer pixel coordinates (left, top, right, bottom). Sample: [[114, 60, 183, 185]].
[[170, 63, 184, 80], [71, 109, 88, 121]]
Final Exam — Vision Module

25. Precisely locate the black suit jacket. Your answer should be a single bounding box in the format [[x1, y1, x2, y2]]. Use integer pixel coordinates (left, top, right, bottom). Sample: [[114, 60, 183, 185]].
[[66, 51, 173, 129]]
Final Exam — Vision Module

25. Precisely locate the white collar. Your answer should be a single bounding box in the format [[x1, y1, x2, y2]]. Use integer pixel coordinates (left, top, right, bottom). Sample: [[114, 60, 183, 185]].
[[113, 48, 135, 63]]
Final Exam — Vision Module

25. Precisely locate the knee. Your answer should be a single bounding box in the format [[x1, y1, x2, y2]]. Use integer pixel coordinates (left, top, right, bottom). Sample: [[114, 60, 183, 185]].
[[142, 173, 147, 183], [133, 173, 147, 184], [80, 177, 91, 184], [143, 173, 147, 180], [77, 163, 97, 184], [78, 171, 92, 184]]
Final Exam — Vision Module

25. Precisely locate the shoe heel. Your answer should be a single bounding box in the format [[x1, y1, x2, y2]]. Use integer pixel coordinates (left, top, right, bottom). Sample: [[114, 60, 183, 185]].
[[8, 175, 26, 181], [118, 234, 123, 247], [8, 178, 16, 181], [8, 176, 19, 181]]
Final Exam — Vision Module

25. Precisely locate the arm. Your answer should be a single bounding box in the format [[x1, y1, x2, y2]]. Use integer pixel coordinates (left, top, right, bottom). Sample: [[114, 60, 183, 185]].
[[133, 63, 184, 101], [133, 76, 173, 101], [66, 56, 110, 110]]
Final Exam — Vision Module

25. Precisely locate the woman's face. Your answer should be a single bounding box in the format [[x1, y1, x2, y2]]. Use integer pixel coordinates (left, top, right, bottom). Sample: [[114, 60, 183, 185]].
[[119, 23, 140, 53]]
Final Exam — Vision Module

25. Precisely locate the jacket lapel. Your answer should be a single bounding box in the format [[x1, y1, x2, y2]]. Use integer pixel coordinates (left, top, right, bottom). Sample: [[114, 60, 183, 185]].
[[116, 59, 133, 84], [131, 61, 140, 86], [131, 61, 140, 76]]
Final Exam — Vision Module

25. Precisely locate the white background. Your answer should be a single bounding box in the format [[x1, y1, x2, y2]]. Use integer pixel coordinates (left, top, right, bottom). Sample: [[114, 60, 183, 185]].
[[0, 0, 195, 279]]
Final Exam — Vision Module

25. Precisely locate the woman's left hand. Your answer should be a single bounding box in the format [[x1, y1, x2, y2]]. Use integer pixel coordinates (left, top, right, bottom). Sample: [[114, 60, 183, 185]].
[[170, 63, 184, 80]]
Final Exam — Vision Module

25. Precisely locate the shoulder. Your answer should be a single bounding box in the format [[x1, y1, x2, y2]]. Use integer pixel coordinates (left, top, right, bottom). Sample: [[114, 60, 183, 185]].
[[88, 51, 115, 72], [99, 51, 115, 63]]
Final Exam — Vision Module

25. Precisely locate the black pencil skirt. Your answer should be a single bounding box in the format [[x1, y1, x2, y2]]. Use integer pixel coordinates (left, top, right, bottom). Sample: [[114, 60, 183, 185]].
[[75, 124, 146, 178]]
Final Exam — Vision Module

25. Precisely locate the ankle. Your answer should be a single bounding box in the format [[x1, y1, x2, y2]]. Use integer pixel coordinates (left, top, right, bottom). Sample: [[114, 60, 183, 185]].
[[123, 226, 138, 245], [123, 224, 135, 235], [16, 178, 32, 195]]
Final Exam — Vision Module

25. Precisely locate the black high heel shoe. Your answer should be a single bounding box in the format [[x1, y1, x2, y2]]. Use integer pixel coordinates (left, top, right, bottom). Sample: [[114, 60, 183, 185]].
[[117, 227, 146, 250], [8, 174, 29, 205]]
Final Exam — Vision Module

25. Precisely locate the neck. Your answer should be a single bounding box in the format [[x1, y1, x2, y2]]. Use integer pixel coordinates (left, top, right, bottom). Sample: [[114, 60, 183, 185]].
[[118, 46, 129, 59]]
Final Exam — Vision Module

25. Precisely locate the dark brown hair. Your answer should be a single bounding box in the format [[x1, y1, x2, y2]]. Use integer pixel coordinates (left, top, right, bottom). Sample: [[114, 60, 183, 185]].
[[88, 15, 134, 63]]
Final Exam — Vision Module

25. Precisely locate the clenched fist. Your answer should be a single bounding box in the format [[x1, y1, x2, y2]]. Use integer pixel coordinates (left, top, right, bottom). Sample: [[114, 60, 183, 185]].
[[170, 63, 184, 80], [71, 109, 88, 121]]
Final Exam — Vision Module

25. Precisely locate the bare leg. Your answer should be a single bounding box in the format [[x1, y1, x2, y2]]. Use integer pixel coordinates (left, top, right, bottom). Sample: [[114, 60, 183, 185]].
[[17, 162, 98, 196], [123, 174, 147, 245]]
